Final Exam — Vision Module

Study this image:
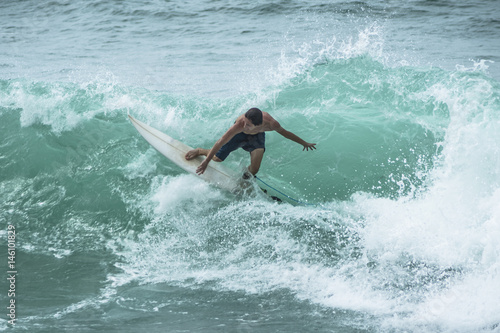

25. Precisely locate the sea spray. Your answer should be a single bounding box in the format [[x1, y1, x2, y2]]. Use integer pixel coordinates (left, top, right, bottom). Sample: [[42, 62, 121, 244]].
[[1, 37, 500, 333]]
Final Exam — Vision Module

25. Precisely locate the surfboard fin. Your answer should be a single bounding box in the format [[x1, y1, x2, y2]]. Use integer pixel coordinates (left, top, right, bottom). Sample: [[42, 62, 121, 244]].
[[259, 187, 283, 203]]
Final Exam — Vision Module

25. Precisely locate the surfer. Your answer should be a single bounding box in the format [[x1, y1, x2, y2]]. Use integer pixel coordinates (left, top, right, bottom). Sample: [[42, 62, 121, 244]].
[[185, 108, 316, 176]]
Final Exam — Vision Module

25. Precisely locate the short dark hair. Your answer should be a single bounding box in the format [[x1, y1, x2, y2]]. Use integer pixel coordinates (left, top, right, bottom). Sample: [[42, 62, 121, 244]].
[[245, 108, 263, 126]]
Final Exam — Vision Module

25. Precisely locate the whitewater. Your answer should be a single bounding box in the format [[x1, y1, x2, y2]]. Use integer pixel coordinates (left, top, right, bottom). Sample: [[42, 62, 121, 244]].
[[1, 1, 500, 332]]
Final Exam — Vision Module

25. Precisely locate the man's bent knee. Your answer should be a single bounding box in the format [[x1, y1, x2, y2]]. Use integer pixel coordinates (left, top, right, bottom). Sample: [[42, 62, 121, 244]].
[[248, 165, 260, 175]]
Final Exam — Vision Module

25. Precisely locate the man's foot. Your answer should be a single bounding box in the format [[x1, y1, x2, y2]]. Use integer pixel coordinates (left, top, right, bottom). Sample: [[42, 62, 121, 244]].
[[185, 148, 201, 160], [242, 171, 255, 180]]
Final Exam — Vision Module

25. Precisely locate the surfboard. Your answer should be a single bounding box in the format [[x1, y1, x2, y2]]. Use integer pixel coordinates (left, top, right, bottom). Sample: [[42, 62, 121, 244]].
[[128, 115, 241, 193], [128, 115, 313, 206]]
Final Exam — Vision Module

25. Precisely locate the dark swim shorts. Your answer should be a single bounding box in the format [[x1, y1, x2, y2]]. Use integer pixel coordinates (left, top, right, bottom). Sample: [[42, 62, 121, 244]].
[[215, 132, 265, 161]]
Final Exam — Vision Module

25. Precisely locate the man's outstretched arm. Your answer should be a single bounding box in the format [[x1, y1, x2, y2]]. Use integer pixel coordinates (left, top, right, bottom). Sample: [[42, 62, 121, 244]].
[[196, 122, 243, 175], [275, 126, 316, 151]]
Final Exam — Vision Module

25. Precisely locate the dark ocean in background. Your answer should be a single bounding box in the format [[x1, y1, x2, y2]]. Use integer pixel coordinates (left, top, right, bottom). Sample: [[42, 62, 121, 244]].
[[1, 1, 500, 332]]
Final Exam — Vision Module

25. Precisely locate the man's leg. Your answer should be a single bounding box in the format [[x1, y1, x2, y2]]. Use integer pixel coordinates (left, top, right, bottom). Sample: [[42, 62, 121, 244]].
[[248, 148, 265, 175], [185, 148, 222, 162]]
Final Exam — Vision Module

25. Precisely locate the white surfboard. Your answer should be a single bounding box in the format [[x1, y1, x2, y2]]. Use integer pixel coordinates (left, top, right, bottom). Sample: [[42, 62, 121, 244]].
[[128, 115, 241, 192]]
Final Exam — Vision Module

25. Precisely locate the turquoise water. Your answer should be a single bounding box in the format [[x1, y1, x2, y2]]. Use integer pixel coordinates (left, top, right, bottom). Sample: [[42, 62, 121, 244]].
[[1, 1, 500, 332]]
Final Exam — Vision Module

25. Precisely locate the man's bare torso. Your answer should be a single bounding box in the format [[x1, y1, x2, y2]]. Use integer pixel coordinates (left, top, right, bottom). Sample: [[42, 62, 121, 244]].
[[236, 112, 280, 134]]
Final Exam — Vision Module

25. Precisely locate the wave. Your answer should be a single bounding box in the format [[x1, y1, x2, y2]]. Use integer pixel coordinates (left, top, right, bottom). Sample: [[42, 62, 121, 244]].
[[1, 52, 500, 331]]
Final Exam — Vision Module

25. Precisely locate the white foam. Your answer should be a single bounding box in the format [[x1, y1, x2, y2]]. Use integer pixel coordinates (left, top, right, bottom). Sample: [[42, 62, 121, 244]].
[[121, 149, 158, 180], [150, 174, 228, 214], [353, 68, 500, 330], [405, 270, 500, 331], [8, 80, 110, 134], [111, 173, 500, 331]]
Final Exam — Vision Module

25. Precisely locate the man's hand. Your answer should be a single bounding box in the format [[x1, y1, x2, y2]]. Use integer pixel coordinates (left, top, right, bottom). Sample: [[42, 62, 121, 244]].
[[196, 159, 210, 175], [275, 127, 316, 152], [303, 142, 317, 151]]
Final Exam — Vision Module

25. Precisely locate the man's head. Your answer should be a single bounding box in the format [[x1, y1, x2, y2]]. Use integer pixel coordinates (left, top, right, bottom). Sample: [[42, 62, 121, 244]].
[[245, 108, 263, 126]]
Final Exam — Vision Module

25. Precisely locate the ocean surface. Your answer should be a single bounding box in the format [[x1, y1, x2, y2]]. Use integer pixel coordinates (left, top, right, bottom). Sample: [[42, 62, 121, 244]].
[[1, 0, 500, 332]]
